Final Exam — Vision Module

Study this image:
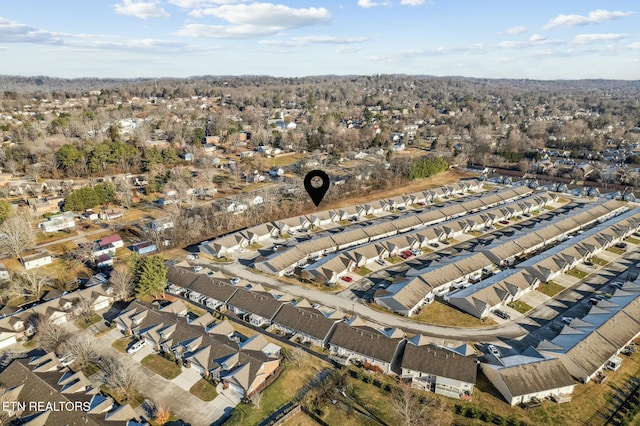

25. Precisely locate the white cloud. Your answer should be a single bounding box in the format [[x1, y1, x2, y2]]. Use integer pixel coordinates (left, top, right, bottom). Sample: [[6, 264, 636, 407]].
[[190, 3, 331, 28], [181, 3, 331, 38], [506, 26, 527, 35], [358, 0, 383, 8], [175, 23, 278, 38], [630, 42, 640, 49], [573, 33, 628, 45], [113, 0, 169, 19], [259, 35, 367, 48], [168, 0, 244, 7], [0, 17, 62, 44], [543, 9, 634, 30], [336, 46, 359, 53], [400, 0, 426, 6], [497, 41, 520, 49], [529, 34, 546, 42]]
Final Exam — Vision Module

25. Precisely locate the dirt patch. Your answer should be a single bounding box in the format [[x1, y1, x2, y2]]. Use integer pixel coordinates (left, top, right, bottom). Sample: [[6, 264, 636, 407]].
[[324, 169, 477, 210]]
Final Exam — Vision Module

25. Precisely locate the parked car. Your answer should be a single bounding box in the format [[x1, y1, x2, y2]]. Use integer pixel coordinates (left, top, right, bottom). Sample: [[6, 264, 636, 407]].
[[488, 345, 501, 358], [615, 242, 628, 249], [127, 339, 146, 355], [341, 276, 353, 283], [561, 316, 574, 324], [493, 309, 510, 320], [499, 220, 510, 225], [230, 277, 241, 285], [376, 259, 386, 266], [429, 243, 440, 249]]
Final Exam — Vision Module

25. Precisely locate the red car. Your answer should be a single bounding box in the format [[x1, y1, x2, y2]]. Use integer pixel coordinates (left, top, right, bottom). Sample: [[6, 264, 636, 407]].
[[341, 276, 353, 283]]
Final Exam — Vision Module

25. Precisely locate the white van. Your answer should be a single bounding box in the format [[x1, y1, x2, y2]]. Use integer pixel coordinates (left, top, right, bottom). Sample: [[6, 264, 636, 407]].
[[127, 339, 146, 355]]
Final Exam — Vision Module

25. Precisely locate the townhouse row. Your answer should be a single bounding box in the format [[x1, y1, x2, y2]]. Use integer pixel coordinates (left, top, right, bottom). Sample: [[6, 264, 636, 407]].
[[254, 185, 536, 277]]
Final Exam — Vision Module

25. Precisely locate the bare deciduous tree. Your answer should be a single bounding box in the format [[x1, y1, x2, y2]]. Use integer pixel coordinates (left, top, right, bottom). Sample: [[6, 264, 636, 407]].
[[390, 382, 432, 426], [61, 334, 98, 369], [0, 213, 35, 257], [35, 316, 70, 352], [283, 347, 305, 368], [100, 355, 142, 402], [16, 270, 50, 299], [109, 263, 135, 301]]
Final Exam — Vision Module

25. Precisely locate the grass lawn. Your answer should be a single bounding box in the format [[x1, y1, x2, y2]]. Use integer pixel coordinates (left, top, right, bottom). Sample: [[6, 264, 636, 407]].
[[100, 385, 145, 408], [538, 281, 565, 297], [625, 236, 640, 245], [412, 301, 496, 328], [469, 230, 483, 237], [141, 354, 182, 380], [226, 354, 330, 426], [247, 242, 263, 250], [607, 246, 626, 255], [591, 256, 609, 266], [183, 301, 206, 317], [387, 256, 403, 264], [75, 314, 103, 329], [271, 154, 302, 167], [566, 268, 588, 280], [112, 337, 133, 353], [189, 378, 218, 401], [318, 376, 399, 426], [355, 266, 373, 276], [507, 300, 533, 314], [281, 410, 318, 426]]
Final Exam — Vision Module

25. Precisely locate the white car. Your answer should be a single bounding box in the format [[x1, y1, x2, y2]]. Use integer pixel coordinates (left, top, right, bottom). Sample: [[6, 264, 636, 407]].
[[126, 339, 146, 355], [561, 316, 574, 324], [488, 345, 501, 358]]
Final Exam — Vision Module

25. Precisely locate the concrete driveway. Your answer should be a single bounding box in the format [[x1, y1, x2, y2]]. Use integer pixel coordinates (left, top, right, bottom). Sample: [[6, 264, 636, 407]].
[[76, 326, 233, 425], [172, 365, 202, 391]]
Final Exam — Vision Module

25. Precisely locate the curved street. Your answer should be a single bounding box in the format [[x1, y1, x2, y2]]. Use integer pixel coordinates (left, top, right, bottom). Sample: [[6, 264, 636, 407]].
[[215, 261, 527, 342]]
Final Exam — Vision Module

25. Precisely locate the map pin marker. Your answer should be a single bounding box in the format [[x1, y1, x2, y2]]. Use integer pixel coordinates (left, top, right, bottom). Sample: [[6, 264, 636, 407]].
[[304, 170, 330, 207]]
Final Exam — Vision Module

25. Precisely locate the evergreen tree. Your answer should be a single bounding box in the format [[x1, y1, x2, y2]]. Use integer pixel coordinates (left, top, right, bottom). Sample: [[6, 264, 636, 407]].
[[134, 255, 167, 299]]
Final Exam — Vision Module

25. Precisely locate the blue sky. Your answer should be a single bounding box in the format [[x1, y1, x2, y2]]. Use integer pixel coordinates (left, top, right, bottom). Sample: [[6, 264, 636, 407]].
[[1, 1, 639, 79]]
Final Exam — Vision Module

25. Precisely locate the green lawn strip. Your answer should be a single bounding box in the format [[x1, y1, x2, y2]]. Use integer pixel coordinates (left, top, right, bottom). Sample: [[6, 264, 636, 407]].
[[112, 337, 133, 353], [355, 266, 373, 276], [75, 314, 103, 329], [607, 246, 626, 255], [189, 378, 218, 401], [507, 300, 533, 314], [538, 281, 565, 297], [566, 268, 588, 280], [141, 354, 182, 380], [591, 256, 609, 266]]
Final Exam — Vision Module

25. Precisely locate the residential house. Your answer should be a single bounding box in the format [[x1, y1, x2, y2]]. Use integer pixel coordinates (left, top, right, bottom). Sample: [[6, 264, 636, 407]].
[[130, 241, 157, 255], [327, 322, 405, 374], [226, 289, 283, 327], [482, 354, 575, 406], [151, 217, 174, 232], [20, 250, 53, 270], [270, 304, 340, 348], [401, 338, 477, 399], [38, 211, 75, 233]]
